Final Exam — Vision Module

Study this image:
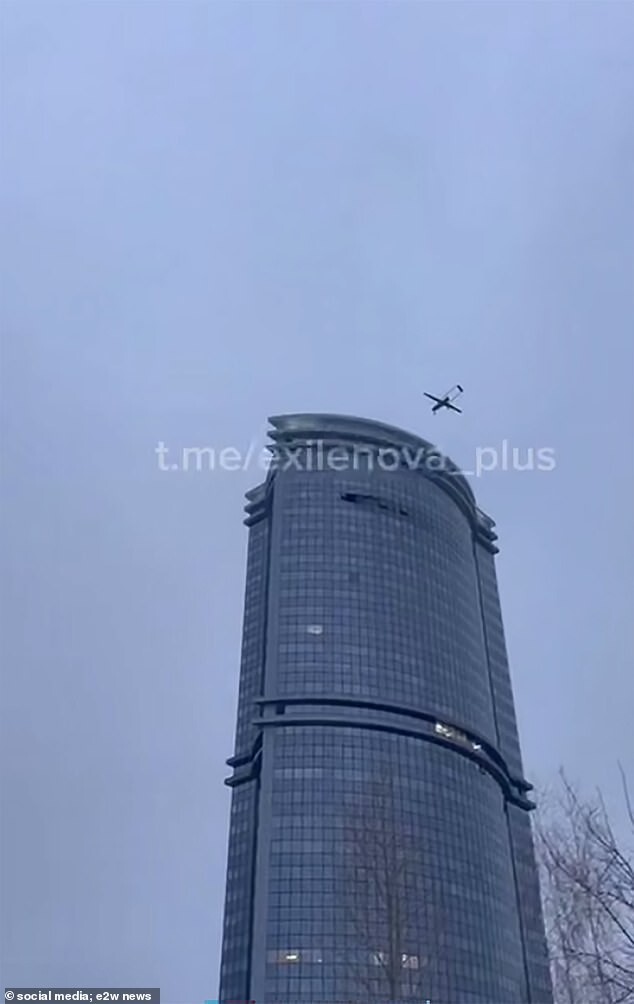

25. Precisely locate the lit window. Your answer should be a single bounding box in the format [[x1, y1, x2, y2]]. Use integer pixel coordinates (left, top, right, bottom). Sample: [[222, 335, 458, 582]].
[[266, 950, 300, 963], [306, 624, 323, 635], [370, 950, 419, 969], [434, 721, 468, 744], [267, 949, 323, 964], [434, 721, 453, 738]]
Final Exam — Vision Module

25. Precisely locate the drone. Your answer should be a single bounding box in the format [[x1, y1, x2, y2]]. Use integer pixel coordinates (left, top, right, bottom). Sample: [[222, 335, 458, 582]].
[[424, 384, 464, 414]]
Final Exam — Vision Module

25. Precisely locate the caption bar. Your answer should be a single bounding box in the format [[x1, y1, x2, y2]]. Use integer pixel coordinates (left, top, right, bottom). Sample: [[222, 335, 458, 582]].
[[5, 993, 159, 1003]]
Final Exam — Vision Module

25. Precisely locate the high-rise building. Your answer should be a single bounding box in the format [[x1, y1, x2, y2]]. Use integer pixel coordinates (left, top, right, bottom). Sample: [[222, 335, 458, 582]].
[[219, 414, 552, 1004]]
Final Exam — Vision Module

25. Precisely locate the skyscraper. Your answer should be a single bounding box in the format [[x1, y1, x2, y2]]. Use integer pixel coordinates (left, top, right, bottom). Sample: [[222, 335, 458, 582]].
[[219, 414, 552, 1004]]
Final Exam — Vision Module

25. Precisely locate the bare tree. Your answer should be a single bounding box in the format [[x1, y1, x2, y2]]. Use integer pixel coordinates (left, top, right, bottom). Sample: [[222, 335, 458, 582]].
[[341, 782, 440, 1003], [536, 766, 634, 1004]]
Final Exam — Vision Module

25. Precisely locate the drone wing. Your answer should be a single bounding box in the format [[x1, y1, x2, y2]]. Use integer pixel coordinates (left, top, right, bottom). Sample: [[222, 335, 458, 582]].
[[444, 384, 464, 402]]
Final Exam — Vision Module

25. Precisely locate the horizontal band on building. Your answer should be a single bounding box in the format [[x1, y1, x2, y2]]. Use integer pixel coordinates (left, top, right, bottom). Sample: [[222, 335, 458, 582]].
[[224, 695, 534, 811]]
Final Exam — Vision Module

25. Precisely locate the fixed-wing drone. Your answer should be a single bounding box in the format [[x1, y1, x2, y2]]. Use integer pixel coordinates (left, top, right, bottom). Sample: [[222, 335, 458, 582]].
[[424, 384, 464, 414]]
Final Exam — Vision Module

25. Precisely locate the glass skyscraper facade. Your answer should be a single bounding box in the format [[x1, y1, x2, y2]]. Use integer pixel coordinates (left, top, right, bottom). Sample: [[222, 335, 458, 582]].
[[219, 414, 552, 1004]]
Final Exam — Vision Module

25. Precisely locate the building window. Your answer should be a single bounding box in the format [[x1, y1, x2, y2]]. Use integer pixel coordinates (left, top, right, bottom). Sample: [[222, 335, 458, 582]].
[[436, 721, 462, 741], [340, 491, 409, 519], [434, 721, 484, 754], [434, 721, 471, 745], [274, 766, 324, 778], [267, 950, 300, 963], [267, 949, 323, 964], [340, 491, 373, 504], [370, 950, 420, 969]]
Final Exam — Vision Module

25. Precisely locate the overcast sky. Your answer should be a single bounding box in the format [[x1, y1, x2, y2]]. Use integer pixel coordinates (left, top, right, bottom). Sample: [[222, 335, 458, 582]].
[[1, 1, 633, 1000]]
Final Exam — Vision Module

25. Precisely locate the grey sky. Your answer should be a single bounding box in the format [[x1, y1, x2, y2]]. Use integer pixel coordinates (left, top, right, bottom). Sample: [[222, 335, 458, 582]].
[[1, 1, 633, 1000]]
